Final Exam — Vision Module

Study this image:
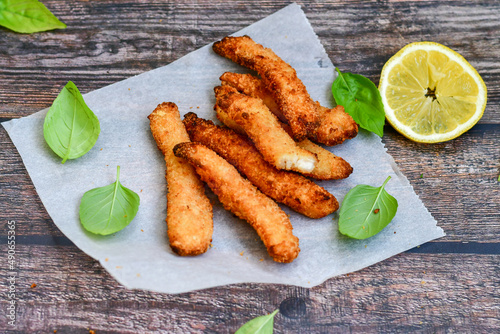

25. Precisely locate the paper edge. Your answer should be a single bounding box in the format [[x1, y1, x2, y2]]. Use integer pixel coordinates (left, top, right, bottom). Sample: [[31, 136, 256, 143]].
[[291, 2, 334, 68]]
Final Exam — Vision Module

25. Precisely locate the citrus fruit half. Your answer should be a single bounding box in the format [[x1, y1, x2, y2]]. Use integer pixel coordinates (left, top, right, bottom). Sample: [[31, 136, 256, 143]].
[[379, 42, 487, 143]]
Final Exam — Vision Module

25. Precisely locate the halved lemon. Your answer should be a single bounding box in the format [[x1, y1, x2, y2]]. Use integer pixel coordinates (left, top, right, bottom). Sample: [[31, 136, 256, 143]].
[[379, 42, 487, 143]]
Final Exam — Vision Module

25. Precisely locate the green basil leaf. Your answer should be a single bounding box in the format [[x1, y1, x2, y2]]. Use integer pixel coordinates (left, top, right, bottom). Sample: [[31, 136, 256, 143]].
[[235, 309, 278, 334], [0, 0, 66, 34], [43, 81, 100, 164], [338, 176, 398, 239], [79, 166, 140, 236], [332, 68, 385, 137]]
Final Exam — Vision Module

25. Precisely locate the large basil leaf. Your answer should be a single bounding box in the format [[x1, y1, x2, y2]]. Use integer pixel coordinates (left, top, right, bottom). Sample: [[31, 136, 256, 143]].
[[338, 176, 398, 239], [79, 166, 140, 236], [0, 0, 66, 33], [43, 81, 100, 164], [332, 68, 385, 137], [235, 309, 278, 334]]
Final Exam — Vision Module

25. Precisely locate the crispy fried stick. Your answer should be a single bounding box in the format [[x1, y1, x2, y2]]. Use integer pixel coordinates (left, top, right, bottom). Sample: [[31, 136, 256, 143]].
[[220, 72, 281, 117], [215, 83, 352, 180], [213, 35, 320, 141], [214, 85, 318, 174], [183, 112, 339, 218], [216, 106, 352, 180], [173, 142, 300, 263], [314, 103, 359, 146], [220, 71, 358, 146], [280, 122, 353, 180], [148, 102, 213, 256]]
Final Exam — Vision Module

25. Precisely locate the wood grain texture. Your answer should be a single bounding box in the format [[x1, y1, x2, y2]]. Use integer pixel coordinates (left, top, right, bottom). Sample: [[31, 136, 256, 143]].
[[1, 0, 498, 122], [0, 244, 498, 333], [1, 0, 499, 333]]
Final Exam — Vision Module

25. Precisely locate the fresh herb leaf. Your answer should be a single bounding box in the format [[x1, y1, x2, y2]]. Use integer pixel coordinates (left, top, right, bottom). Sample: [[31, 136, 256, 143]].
[[43, 81, 100, 164], [338, 176, 398, 239], [79, 166, 140, 235], [332, 68, 385, 137], [0, 0, 66, 34], [235, 309, 278, 334]]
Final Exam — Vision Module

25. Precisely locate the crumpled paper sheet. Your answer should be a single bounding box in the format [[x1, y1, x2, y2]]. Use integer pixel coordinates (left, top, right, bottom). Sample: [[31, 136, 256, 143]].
[[2, 3, 444, 294]]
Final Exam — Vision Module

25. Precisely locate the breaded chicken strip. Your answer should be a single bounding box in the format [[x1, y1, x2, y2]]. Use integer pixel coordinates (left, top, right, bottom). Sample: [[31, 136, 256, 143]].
[[280, 122, 353, 180], [314, 103, 359, 146], [220, 72, 281, 118], [173, 142, 300, 263], [214, 86, 352, 180], [213, 35, 320, 141], [216, 106, 352, 180], [148, 102, 213, 256], [220, 72, 358, 146], [296, 138, 353, 180], [215, 86, 318, 174], [183, 113, 339, 218]]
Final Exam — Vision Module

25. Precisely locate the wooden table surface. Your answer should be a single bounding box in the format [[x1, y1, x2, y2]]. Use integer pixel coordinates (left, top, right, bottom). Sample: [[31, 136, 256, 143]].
[[1, 1, 499, 333]]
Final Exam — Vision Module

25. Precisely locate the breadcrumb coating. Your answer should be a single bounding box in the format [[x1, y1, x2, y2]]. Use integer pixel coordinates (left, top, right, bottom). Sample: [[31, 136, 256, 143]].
[[183, 112, 339, 218], [173, 142, 300, 263], [148, 102, 213, 256]]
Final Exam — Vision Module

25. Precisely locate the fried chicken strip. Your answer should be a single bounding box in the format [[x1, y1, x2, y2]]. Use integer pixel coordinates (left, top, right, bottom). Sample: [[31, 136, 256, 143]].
[[183, 112, 339, 218], [220, 71, 358, 146], [216, 105, 352, 180], [220, 72, 281, 117], [314, 103, 359, 146], [213, 35, 320, 141], [148, 102, 213, 256], [173, 142, 300, 263], [215, 85, 318, 174], [295, 137, 353, 180], [214, 83, 352, 180]]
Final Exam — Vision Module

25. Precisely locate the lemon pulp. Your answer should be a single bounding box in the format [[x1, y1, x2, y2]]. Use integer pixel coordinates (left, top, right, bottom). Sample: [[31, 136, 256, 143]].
[[379, 42, 487, 143]]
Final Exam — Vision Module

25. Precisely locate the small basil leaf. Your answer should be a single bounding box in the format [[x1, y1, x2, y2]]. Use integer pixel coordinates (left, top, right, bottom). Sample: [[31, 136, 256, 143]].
[[235, 309, 278, 334], [43, 81, 100, 164], [0, 0, 66, 34], [338, 176, 398, 239], [332, 68, 385, 137], [79, 166, 140, 236]]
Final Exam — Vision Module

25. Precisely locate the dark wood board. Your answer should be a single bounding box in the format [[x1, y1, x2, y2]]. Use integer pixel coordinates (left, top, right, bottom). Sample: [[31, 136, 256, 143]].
[[1, 245, 499, 333], [1, 0, 499, 333]]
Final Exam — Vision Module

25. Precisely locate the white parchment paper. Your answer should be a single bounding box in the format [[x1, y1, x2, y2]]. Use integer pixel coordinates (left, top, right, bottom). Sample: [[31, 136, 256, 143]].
[[2, 3, 444, 293]]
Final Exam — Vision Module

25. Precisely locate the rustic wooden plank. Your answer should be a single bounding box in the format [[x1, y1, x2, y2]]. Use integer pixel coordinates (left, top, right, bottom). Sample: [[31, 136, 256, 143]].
[[309, 0, 500, 124], [5, 234, 500, 255], [0, 244, 498, 332], [383, 125, 500, 242], [0, 0, 498, 122], [0, 130, 64, 237]]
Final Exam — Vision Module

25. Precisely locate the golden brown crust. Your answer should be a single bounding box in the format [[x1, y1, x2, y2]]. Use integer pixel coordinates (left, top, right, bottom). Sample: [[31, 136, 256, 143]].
[[220, 72, 282, 118], [214, 85, 318, 174], [148, 102, 213, 256], [173, 142, 300, 263], [313, 103, 359, 146], [296, 139, 353, 180], [215, 104, 245, 134], [183, 112, 339, 218], [216, 78, 353, 179], [213, 36, 320, 141], [220, 71, 359, 146]]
